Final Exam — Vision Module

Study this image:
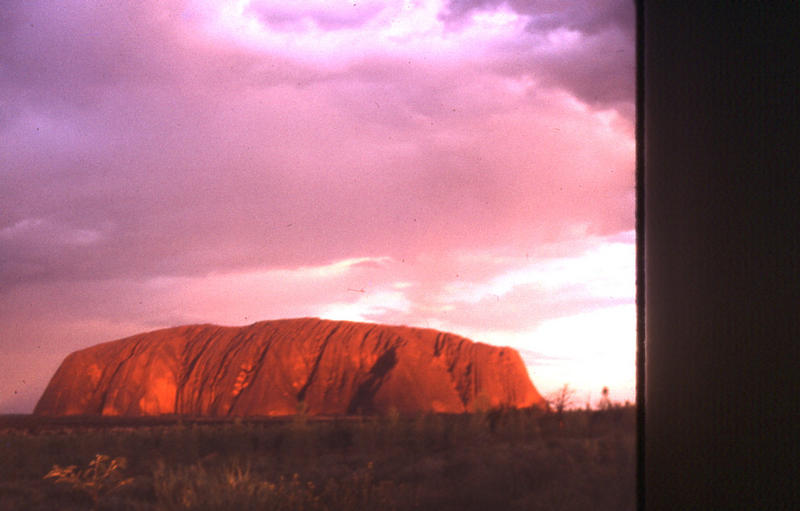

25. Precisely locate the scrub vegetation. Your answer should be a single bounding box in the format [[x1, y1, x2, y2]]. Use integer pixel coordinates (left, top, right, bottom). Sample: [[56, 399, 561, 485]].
[[0, 404, 635, 511]]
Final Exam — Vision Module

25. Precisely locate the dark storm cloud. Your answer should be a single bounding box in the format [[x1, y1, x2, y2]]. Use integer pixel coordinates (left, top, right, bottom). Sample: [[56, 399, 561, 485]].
[[441, 0, 634, 36], [440, 0, 635, 111]]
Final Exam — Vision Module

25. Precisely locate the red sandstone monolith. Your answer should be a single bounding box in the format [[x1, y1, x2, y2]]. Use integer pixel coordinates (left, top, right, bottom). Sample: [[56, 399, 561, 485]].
[[34, 318, 546, 416]]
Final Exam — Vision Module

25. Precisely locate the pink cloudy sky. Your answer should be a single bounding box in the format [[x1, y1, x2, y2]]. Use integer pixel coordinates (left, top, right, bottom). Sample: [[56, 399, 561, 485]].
[[0, 0, 635, 413]]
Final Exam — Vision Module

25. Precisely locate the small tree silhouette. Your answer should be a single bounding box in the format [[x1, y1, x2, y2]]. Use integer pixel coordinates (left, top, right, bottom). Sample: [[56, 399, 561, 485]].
[[598, 386, 613, 411], [546, 384, 576, 427]]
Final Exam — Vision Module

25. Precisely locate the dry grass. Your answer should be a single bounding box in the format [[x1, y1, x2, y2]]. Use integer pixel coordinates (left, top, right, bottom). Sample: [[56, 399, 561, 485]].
[[0, 406, 635, 511]]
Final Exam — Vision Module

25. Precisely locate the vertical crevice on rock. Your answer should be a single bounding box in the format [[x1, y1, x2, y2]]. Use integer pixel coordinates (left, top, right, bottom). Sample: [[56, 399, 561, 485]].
[[347, 346, 398, 414], [177, 326, 222, 414], [206, 327, 260, 414], [296, 323, 340, 402], [97, 338, 143, 414], [434, 332, 445, 357], [228, 325, 280, 415]]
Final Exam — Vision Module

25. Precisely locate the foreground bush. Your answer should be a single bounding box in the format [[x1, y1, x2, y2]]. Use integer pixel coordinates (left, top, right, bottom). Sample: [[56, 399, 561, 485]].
[[44, 454, 133, 510]]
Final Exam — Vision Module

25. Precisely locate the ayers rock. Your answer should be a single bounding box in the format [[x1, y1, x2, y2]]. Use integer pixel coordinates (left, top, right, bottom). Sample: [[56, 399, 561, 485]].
[[34, 318, 546, 417]]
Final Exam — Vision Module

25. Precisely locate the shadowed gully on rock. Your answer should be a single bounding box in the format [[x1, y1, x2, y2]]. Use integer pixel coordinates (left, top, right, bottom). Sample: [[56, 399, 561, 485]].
[[34, 318, 546, 417]]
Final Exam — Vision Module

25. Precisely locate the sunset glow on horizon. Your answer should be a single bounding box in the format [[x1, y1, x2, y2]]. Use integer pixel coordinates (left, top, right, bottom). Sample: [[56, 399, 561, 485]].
[[0, 0, 635, 413]]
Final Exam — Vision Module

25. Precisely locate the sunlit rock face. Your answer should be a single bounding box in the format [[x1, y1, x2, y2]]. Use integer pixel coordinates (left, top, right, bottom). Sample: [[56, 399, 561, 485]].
[[34, 318, 546, 417]]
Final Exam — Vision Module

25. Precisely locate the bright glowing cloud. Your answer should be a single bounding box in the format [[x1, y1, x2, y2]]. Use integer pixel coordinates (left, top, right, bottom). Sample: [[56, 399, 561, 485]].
[[192, 0, 537, 65], [318, 288, 413, 323], [525, 305, 636, 403], [439, 236, 634, 306]]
